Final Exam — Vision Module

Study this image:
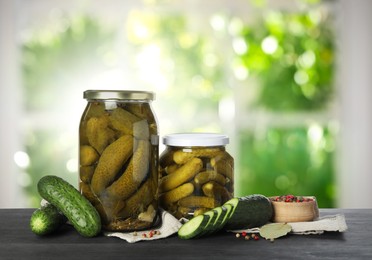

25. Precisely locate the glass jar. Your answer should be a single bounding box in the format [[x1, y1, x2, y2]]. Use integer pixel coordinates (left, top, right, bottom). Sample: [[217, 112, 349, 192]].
[[159, 133, 234, 219], [79, 90, 159, 231]]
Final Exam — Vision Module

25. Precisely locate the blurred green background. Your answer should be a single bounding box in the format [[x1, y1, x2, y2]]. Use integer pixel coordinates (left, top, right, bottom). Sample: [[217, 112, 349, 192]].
[[20, 0, 336, 207]]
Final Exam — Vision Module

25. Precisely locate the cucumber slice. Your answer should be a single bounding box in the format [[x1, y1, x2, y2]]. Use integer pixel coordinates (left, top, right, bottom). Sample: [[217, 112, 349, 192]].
[[204, 204, 234, 236], [196, 209, 218, 237], [214, 204, 233, 232], [178, 214, 211, 239], [220, 204, 233, 226], [206, 206, 227, 235], [223, 197, 239, 218]]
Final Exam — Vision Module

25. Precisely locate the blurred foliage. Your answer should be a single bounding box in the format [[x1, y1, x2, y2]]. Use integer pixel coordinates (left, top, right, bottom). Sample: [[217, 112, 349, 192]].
[[22, 131, 77, 207], [21, 15, 115, 207], [20, 1, 336, 208], [233, 2, 336, 207], [235, 7, 334, 110], [22, 15, 115, 110], [125, 11, 230, 131], [238, 126, 336, 207]]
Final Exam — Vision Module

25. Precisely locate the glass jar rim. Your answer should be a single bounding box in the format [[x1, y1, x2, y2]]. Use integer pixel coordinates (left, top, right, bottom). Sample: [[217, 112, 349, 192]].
[[84, 90, 155, 101], [162, 133, 229, 147]]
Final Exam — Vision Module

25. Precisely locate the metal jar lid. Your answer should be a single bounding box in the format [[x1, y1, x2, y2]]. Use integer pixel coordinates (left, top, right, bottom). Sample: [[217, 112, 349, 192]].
[[163, 133, 229, 147], [83, 90, 155, 101]]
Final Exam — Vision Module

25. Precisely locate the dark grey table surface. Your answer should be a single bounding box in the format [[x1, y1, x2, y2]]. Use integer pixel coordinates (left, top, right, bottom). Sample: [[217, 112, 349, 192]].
[[0, 208, 371, 259]]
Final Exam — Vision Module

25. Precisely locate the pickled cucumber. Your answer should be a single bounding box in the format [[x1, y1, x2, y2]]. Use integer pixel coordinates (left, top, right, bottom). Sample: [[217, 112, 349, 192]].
[[105, 139, 150, 200], [160, 182, 194, 207], [159, 157, 203, 192], [80, 145, 99, 166], [79, 102, 107, 145], [177, 206, 194, 216], [110, 107, 139, 136], [210, 155, 234, 180], [202, 181, 232, 202], [91, 135, 134, 195], [194, 171, 226, 186], [178, 196, 218, 209], [80, 166, 94, 183], [86, 116, 116, 154], [173, 148, 224, 164], [160, 150, 175, 168], [117, 177, 154, 219], [165, 164, 179, 175], [80, 182, 100, 205], [193, 208, 209, 217]]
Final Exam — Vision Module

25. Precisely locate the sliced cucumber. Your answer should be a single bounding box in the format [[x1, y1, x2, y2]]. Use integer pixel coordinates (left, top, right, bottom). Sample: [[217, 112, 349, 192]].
[[222, 198, 239, 223], [178, 214, 211, 239], [219, 203, 233, 229], [178, 205, 234, 239], [178, 194, 273, 239], [196, 210, 218, 237], [205, 206, 228, 235]]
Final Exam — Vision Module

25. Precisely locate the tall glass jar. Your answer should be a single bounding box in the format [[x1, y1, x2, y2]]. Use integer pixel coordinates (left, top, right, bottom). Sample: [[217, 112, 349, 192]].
[[79, 90, 159, 231], [159, 133, 234, 219]]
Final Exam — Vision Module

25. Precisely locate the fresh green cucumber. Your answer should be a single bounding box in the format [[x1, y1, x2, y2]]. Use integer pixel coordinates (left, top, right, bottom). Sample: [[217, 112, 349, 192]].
[[30, 203, 67, 235], [178, 214, 211, 239], [37, 175, 101, 237], [223, 194, 273, 230]]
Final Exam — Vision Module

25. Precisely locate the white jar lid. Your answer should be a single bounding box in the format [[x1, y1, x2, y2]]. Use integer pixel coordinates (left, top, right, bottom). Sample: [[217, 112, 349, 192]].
[[162, 133, 229, 147]]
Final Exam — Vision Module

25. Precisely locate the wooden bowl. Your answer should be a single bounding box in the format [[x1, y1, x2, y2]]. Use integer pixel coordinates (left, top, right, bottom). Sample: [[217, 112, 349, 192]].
[[270, 196, 319, 223]]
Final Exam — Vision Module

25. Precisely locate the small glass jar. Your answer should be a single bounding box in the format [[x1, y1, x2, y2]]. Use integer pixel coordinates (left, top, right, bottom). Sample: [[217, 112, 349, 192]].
[[79, 90, 159, 231], [159, 133, 234, 219]]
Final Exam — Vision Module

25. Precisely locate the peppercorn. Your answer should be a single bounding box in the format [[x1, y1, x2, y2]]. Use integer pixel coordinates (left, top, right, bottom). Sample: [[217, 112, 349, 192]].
[[271, 195, 314, 203]]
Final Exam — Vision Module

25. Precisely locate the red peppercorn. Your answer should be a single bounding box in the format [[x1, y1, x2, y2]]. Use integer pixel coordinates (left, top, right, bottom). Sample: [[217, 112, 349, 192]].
[[242, 232, 247, 237]]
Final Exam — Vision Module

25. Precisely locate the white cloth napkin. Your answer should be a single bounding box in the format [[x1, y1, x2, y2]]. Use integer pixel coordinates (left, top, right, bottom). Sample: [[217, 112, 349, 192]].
[[104, 209, 182, 243], [289, 214, 348, 234], [229, 214, 348, 235]]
